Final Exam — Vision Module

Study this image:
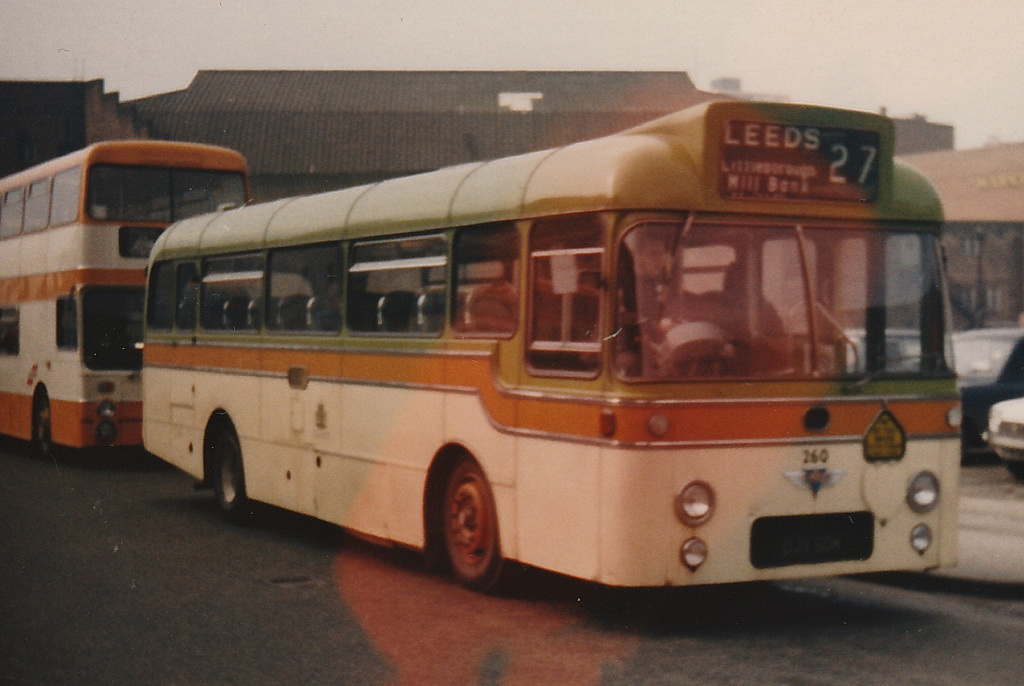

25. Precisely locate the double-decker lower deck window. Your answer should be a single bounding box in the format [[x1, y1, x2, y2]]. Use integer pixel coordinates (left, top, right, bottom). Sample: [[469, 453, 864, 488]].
[[57, 297, 78, 349], [0, 307, 18, 355]]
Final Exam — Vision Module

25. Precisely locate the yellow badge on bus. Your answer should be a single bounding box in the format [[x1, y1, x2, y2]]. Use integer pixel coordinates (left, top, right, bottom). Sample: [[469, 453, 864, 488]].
[[863, 408, 906, 461]]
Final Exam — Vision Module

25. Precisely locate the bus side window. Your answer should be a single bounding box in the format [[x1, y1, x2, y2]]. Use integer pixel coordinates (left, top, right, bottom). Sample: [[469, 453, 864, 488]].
[[527, 217, 604, 374], [50, 167, 81, 227], [268, 242, 343, 333], [57, 296, 78, 349], [453, 223, 519, 337], [348, 234, 446, 336], [200, 254, 263, 332], [0, 188, 24, 238], [146, 261, 175, 331], [0, 307, 19, 355], [175, 263, 199, 331], [23, 178, 52, 233]]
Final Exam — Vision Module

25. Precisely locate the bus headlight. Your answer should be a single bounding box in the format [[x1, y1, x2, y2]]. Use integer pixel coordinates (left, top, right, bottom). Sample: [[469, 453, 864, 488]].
[[910, 524, 933, 554], [674, 480, 715, 527], [680, 537, 709, 571], [95, 420, 117, 443], [907, 471, 940, 513], [97, 400, 116, 418]]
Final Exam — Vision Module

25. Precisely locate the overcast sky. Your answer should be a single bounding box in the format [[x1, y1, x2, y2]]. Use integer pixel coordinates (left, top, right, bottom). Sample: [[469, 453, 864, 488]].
[[1, 0, 1021, 150]]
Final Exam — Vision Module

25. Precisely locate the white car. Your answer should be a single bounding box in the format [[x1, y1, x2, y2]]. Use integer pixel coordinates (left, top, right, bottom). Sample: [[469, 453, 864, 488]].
[[985, 397, 1024, 481]]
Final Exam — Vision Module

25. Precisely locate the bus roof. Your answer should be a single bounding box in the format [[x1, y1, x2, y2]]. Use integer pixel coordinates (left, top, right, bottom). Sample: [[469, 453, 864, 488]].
[[0, 140, 248, 193], [152, 101, 943, 260]]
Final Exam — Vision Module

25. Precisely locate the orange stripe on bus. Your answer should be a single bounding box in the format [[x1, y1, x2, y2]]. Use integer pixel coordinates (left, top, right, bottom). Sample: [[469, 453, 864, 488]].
[[144, 342, 957, 443], [0, 390, 32, 441], [0, 269, 145, 305], [50, 397, 143, 448]]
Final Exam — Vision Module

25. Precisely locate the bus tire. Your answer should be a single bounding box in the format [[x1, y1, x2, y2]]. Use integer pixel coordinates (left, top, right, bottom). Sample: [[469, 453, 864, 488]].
[[212, 429, 252, 524], [31, 388, 53, 457], [442, 458, 504, 592]]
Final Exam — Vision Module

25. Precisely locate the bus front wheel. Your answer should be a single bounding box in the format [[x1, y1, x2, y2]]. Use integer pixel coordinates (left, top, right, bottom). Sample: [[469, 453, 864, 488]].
[[212, 429, 252, 523], [443, 459, 504, 592]]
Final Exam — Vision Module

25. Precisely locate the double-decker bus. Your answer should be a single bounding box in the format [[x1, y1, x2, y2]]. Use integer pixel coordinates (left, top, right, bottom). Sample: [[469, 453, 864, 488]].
[[143, 101, 959, 590], [0, 141, 248, 454]]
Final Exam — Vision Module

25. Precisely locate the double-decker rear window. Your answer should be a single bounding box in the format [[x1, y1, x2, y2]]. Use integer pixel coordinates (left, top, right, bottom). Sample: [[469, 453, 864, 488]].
[[88, 166, 246, 222]]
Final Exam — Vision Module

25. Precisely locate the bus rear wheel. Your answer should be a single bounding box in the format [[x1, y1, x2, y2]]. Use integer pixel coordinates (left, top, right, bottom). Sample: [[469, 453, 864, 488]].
[[443, 459, 504, 592], [31, 390, 53, 457], [212, 429, 252, 523]]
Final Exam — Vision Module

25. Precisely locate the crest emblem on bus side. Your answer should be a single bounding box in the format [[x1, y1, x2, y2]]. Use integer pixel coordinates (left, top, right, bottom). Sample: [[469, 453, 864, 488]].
[[784, 468, 847, 498]]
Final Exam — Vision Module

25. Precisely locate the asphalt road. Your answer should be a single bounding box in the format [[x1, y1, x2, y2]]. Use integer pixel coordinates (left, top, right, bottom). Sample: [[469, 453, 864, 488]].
[[2, 441, 1023, 686]]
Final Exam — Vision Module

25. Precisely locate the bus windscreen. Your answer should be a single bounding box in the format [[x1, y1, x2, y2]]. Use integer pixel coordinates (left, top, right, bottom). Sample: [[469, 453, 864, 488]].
[[615, 221, 948, 381]]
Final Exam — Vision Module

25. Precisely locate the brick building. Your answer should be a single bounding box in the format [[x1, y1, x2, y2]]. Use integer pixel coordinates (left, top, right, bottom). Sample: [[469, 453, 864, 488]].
[[902, 144, 1024, 330], [0, 79, 147, 178]]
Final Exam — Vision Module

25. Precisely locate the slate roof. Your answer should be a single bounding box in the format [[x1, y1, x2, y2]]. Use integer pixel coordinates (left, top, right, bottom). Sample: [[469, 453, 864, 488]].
[[128, 70, 719, 176]]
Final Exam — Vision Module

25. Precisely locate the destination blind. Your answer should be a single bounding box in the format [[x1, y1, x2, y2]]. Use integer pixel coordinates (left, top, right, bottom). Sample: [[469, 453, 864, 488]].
[[718, 120, 880, 203]]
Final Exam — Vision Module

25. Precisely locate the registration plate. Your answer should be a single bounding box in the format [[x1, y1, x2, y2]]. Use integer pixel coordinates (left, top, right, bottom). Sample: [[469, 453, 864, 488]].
[[750, 511, 874, 569]]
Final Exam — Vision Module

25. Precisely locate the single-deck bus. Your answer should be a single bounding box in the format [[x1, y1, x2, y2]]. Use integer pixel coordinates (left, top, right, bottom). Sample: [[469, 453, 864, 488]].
[[143, 101, 959, 590], [0, 141, 248, 453]]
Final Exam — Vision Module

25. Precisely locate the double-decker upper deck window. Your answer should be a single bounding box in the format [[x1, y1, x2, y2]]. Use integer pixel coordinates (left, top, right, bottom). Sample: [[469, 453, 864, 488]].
[[528, 217, 604, 374], [0, 189, 23, 238], [453, 223, 519, 337], [50, 167, 81, 226], [201, 254, 264, 332], [268, 243, 343, 333], [348, 235, 447, 335], [23, 178, 51, 233]]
